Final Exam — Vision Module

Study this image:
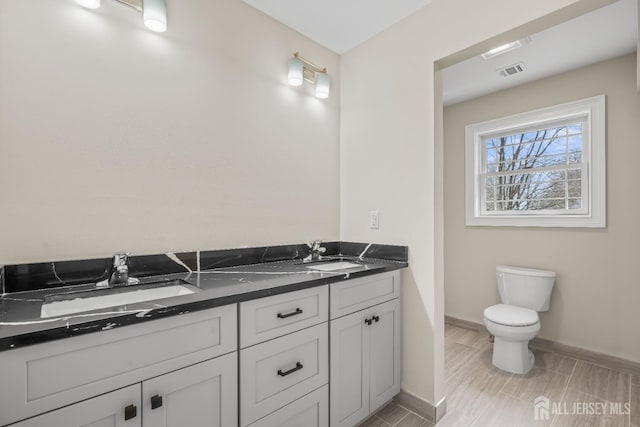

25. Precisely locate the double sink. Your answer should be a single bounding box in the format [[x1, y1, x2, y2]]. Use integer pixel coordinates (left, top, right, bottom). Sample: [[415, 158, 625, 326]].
[[39, 258, 363, 319]]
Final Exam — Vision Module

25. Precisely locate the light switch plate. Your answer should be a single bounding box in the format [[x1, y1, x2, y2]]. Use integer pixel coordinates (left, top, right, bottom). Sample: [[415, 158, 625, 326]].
[[369, 210, 379, 229]]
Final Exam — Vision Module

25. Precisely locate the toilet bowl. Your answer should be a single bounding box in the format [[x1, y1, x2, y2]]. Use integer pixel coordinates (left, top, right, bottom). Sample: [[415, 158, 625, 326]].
[[484, 266, 555, 374], [484, 304, 540, 374]]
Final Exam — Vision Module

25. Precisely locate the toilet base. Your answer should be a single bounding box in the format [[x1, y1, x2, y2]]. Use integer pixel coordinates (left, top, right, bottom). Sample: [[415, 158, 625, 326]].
[[491, 337, 535, 374]]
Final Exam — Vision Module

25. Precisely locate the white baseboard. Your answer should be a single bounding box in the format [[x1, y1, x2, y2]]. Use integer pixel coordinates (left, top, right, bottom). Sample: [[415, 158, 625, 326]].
[[395, 389, 447, 423]]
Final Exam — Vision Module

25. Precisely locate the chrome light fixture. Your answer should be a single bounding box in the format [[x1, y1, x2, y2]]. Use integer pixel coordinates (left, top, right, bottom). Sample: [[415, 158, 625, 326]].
[[74, 0, 167, 32], [288, 52, 331, 99]]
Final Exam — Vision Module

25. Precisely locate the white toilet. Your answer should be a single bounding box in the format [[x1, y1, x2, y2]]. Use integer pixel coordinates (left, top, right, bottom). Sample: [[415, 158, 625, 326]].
[[483, 265, 556, 374]]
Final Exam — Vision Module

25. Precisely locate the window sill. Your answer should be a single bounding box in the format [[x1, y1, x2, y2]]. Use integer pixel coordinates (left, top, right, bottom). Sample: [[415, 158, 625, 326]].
[[465, 214, 606, 228]]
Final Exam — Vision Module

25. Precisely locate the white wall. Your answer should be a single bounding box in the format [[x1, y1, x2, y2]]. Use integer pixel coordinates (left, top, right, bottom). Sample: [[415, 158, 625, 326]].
[[340, 0, 606, 406], [444, 54, 640, 363], [0, 0, 340, 264]]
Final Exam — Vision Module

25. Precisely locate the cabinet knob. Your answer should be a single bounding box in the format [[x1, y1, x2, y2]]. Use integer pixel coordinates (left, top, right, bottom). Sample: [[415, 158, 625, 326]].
[[364, 318, 372, 326], [151, 394, 163, 410], [372, 315, 380, 323], [277, 308, 303, 319], [124, 404, 137, 421]]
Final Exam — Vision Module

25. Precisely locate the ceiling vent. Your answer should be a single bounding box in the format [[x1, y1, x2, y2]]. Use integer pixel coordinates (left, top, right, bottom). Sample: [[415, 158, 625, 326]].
[[497, 62, 527, 77]]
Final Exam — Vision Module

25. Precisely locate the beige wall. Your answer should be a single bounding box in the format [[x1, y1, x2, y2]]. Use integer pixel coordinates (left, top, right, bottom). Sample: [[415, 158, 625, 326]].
[[0, 0, 340, 264], [444, 54, 640, 363], [340, 0, 616, 406]]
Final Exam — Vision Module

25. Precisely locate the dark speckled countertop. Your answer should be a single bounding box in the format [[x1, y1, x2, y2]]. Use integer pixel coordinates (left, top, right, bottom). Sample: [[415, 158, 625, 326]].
[[0, 254, 406, 351]]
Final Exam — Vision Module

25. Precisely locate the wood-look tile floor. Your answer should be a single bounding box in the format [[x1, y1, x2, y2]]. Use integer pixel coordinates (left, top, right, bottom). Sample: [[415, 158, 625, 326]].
[[358, 401, 435, 427], [359, 323, 636, 427], [439, 323, 634, 427]]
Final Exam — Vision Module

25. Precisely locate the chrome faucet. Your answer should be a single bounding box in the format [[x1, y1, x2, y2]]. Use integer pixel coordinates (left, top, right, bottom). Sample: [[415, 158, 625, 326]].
[[108, 253, 138, 287], [304, 240, 326, 263]]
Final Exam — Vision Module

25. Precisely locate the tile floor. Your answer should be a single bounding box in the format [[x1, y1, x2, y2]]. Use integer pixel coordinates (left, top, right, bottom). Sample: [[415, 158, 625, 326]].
[[358, 399, 434, 427], [359, 323, 637, 427]]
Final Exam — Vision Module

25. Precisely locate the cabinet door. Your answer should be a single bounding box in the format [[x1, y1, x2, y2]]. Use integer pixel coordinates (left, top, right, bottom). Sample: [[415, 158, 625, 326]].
[[329, 309, 370, 427], [142, 352, 237, 427], [11, 384, 141, 427], [369, 298, 401, 413]]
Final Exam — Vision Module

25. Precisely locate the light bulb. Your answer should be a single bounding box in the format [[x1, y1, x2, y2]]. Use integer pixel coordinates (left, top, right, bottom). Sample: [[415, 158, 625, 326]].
[[315, 72, 330, 99], [288, 57, 304, 87], [143, 0, 167, 32]]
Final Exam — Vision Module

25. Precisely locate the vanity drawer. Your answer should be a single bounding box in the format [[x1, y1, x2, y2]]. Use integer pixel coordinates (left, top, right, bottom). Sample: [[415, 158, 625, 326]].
[[0, 304, 237, 426], [248, 385, 328, 427], [330, 271, 400, 319], [240, 323, 328, 426], [240, 285, 328, 348]]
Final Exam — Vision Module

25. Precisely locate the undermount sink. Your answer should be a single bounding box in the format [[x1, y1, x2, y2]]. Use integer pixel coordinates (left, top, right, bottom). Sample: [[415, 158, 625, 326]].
[[306, 261, 362, 272], [40, 279, 198, 318]]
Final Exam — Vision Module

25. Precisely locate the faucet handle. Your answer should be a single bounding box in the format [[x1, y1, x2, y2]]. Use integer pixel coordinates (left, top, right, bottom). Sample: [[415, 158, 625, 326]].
[[113, 253, 130, 266], [307, 240, 323, 250]]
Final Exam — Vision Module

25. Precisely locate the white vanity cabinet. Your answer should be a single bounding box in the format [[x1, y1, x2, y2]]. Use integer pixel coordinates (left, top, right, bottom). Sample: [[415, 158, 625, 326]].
[[1, 269, 403, 427], [0, 304, 237, 427], [329, 271, 401, 427]]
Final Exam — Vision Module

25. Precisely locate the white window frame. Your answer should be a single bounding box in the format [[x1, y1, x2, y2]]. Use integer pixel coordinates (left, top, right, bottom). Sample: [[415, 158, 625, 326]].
[[465, 95, 606, 228]]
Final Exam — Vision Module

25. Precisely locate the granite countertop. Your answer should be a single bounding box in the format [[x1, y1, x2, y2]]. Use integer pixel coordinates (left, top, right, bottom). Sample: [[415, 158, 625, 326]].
[[0, 253, 406, 351]]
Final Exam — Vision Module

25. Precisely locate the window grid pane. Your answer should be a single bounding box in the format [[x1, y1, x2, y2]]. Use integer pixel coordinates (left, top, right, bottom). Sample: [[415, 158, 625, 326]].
[[482, 121, 584, 213]]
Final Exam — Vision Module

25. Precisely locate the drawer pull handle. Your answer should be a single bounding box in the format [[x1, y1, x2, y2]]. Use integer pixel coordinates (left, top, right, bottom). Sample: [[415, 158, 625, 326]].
[[124, 404, 137, 421], [278, 362, 303, 377], [151, 394, 163, 410], [365, 318, 373, 326], [277, 308, 303, 319], [372, 315, 380, 323]]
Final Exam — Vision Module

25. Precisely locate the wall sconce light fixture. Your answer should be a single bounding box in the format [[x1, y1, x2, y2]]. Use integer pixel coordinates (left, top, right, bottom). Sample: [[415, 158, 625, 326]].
[[287, 52, 330, 99], [74, 0, 167, 32]]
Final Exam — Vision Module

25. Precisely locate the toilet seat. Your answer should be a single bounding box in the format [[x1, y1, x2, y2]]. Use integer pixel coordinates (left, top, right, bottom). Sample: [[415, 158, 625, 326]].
[[484, 304, 538, 327]]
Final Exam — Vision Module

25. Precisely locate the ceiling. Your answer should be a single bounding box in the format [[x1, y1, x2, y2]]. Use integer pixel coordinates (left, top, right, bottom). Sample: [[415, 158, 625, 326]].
[[242, 0, 432, 54], [242, 0, 637, 103], [442, 0, 638, 106]]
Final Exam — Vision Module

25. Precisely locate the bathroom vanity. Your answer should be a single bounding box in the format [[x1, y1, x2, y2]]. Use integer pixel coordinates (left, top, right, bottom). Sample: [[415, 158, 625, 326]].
[[0, 242, 406, 427]]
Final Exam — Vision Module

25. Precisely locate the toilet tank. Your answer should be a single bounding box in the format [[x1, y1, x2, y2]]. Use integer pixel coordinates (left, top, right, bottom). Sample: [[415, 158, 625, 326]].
[[496, 265, 556, 311]]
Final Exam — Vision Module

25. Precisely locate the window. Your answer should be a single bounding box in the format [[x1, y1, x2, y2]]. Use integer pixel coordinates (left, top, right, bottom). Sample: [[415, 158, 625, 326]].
[[465, 95, 605, 227]]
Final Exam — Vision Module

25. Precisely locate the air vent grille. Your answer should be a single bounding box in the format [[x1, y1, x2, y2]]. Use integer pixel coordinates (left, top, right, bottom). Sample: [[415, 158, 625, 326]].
[[497, 62, 527, 77]]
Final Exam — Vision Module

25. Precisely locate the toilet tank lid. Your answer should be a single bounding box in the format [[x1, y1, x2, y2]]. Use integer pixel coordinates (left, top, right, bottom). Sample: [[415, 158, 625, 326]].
[[484, 304, 539, 326], [496, 265, 556, 278]]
